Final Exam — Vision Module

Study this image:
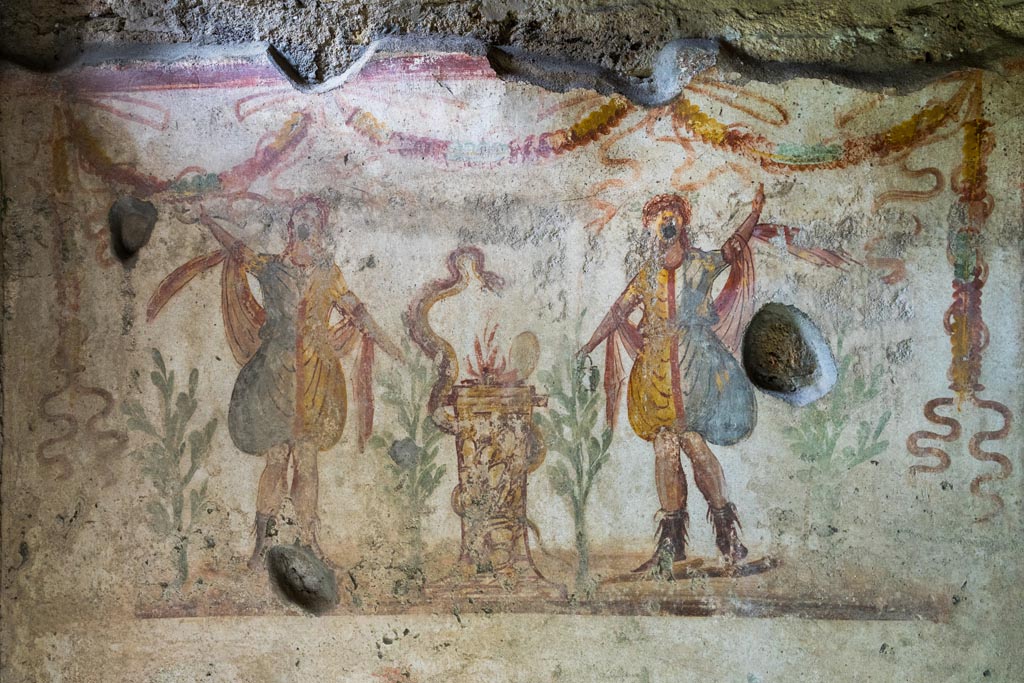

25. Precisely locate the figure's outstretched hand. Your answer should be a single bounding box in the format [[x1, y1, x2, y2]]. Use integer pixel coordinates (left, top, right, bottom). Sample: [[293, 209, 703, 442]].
[[339, 292, 405, 363], [752, 182, 765, 213]]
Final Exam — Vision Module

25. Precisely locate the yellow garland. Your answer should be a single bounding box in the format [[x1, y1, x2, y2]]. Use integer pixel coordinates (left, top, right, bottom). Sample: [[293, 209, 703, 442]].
[[959, 118, 989, 194], [674, 97, 728, 145], [882, 103, 949, 148], [567, 97, 632, 145]]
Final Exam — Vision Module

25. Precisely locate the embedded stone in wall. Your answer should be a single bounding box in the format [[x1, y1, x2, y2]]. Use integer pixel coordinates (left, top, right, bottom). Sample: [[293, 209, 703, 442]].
[[108, 196, 157, 264], [742, 302, 837, 406], [266, 544, 340, 614]]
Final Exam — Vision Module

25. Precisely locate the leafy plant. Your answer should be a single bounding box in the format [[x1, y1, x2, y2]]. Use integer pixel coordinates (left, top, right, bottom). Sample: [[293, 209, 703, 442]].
[[782, 336, 891, 474], [534, 327, 613, 595], [123, 349, 217, 590], [367, 340, 447, 570]]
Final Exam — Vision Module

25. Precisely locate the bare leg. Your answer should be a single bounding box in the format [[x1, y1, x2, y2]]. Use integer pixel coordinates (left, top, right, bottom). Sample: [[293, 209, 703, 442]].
[[654, 429, 687, 512], [290, 439, 322, 555], [634, 429, 689, 573], [249, 443, 291, 569], [679, 431, 727, 508], [679, 431, 747, 562], [256, 443, 292, 515]]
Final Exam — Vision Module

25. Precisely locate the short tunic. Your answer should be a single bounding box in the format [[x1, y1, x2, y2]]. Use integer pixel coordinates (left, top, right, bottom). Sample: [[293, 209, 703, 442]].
[[626, 249, 756, 446], [228, 256, 349, 454]]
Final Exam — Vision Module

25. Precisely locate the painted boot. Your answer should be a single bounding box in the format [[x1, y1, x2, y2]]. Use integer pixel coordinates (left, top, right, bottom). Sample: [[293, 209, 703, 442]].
[[633, 509, 688, 576], [708, 502, 748, 564], [248, 513, 277, 570]]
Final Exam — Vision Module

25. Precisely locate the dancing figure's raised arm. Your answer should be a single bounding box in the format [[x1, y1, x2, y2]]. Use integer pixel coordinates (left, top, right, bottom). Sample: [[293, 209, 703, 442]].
[[723, 183, 765, 255], [198, 208, 255, 262]]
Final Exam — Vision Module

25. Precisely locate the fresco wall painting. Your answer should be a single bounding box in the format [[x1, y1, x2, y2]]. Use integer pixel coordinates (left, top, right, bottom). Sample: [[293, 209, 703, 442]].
[[1, 45, 1022, 681]]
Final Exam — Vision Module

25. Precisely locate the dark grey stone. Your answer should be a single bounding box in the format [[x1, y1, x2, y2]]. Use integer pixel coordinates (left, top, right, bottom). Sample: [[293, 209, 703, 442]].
[[741, 302, 836, 407], [266, 543, 339, 615], [108, 197, 157, 264]]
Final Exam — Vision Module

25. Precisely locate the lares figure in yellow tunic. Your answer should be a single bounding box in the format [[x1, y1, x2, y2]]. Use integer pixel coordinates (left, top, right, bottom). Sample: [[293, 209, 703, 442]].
[[149, 197, 401, 567], [581, 188, 765, 570]]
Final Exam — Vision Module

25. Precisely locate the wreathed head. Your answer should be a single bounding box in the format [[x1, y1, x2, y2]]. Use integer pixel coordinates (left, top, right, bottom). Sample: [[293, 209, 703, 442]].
[[285, 195, 332, 265], [642, 193, 691, 263]]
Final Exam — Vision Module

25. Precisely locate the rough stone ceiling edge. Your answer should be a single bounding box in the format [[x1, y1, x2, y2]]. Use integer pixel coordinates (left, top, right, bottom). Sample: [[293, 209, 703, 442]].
[[1, 36, 1020, 106]]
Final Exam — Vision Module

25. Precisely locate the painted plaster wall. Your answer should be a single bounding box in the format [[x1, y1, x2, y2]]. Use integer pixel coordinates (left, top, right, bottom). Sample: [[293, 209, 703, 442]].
[[1, 5, 1023, 683]]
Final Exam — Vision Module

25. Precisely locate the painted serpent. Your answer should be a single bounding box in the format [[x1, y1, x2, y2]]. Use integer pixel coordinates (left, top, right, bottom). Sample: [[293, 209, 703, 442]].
[[404, 246, 506, 434]]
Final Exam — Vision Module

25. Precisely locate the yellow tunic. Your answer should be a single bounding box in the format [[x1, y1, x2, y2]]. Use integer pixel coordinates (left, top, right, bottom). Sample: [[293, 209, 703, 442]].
[[625, 250, 757, 446], [627, 267, 682, 442]]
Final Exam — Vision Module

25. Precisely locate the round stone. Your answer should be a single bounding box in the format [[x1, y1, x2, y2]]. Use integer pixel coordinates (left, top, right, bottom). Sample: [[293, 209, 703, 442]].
[[266, 544, 339, 615], [108, 197, 157, 263], [741, 302, 837, 406]]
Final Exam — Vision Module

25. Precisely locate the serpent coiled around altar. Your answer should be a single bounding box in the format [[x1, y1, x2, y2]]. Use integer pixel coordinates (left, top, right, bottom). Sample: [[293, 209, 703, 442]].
[[404, 246, 505, 434]]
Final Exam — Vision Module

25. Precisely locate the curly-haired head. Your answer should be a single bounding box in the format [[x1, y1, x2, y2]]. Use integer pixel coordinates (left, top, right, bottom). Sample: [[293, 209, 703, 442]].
[[641, 193, 691, 229]]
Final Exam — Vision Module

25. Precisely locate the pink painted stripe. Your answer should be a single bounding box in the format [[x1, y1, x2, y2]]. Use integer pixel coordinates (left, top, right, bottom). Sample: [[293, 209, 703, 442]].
[[62, 53, 494, 94], [356, 54, 495, 82], [65, 61, 285, 93]]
